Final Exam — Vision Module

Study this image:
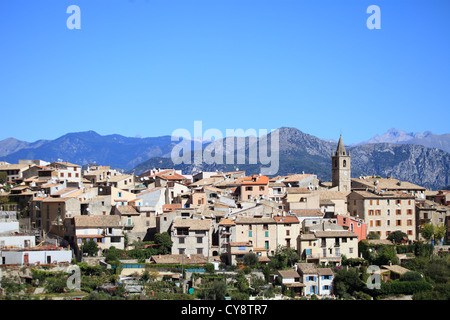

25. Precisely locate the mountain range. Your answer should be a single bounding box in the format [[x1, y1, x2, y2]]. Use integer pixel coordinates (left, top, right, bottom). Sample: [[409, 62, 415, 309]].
[[1, 128, 449, 190], [354, 128, 450, 153]]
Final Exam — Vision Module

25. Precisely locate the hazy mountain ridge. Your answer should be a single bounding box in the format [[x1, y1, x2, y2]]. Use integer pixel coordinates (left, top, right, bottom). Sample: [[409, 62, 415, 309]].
[[1, 128, 449, 190], [355, 128, 450, 153]]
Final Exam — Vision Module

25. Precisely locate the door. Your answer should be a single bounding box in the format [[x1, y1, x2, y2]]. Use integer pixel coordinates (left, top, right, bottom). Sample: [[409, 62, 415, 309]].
[[24, 253, 29, 264], [47, 255, 51, 264]]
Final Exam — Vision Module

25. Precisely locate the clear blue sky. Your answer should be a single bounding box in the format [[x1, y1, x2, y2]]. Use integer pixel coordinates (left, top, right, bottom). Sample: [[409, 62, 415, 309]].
[[0, 0, 449, 144]]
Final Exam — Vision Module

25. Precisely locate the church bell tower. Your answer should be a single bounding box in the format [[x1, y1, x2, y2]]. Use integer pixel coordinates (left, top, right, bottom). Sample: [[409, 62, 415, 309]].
[[331, 135, 351, 191]]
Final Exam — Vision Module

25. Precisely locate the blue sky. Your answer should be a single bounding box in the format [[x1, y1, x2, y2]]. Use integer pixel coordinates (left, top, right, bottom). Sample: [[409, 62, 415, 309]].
[[0, 0, 449, 144]]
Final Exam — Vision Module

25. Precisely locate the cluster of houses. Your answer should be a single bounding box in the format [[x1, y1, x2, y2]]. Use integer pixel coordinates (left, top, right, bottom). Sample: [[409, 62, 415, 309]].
[[1, 136, 449, 296]]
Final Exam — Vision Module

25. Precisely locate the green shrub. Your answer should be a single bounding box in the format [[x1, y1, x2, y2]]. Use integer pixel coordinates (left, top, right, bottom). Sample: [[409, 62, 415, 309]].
[[378, 281, 432, 296], [400, 271, 423, 282]]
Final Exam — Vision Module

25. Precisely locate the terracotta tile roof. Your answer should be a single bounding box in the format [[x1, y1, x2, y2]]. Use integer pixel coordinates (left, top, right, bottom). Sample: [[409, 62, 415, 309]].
[[74, 215, 121, 228], [116, 205, 139, 215], [283, 174, 314, 183], [238, 175, 269, 185], [314, 230, 357, 238], [50, 161, 81, 168], [296, 263, 318, 274], [163, 204, 182, 212], [317, 268, 334, 276], [218, 218, 236, 226], [235, 217, 276, 224], [278, 269, 301, 279], [173, 217, 211, 230], [352, 177, 426, 191], [273, 216, 299, 224], [290, 209, 323, 217]]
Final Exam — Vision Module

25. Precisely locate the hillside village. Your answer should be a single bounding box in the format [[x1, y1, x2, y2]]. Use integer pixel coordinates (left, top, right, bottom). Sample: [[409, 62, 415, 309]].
[[0, 136, 449, 300]]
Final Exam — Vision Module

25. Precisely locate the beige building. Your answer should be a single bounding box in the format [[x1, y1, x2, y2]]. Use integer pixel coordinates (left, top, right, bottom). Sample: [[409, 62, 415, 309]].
[[0, 163, 35, 182], [297, 230, 358, 265], [171, 218, 212, 256], [415, 199, 449, 241], [234, 217, 277, 256], [238, 175, 270, 201], [351, 176, 426, 197], [71, 215, 125, 254], [347, 190, 416, 240], [49, 161, 82, 183], [283, 191, 320, 211], [273, 216, 300, 249]]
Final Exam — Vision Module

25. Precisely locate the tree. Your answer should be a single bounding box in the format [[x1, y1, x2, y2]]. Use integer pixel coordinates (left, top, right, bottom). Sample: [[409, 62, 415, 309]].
[[208, 280, 227, 300], [0, 171, 7, 184], [421, 223, 446, 244], [235, 270, 249, 293], [332, 267, 364, 299], [204, 263, 215, 274], [387, 231, 408, 244], [367, 232, 380, 240], [269, 246, 299, 270], [154, 232, 173, 254], [243, 252, 259, 267], [374, 245, 399, 265], [433, 224, 446, 244], [82, 239, 99, 257], [420, 223, 434, 243]]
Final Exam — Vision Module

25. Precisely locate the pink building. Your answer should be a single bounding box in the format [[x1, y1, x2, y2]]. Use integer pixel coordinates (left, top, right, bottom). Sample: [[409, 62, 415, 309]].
[[336, 214, 367, 241]]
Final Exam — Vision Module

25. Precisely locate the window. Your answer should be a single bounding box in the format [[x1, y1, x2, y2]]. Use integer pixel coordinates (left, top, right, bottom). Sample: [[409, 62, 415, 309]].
[[369, 200, 373, 205], [407, 230, 413, 236], [349, 248, 353, 254], [407, 209, 413, 215], [376, 220, 381, 227], [376, 200, 380, 205], [396, 199, 401, 205], [376, 210, 381, 216], [387, 220, 390, 226], [263, 224, 268, 230], [197, 248, 203, 254], [177, 228, 189, 236], [179, 237, 185, 244], [369, 210, 374, 216], [197, 237, 203, 244], [60, 172, 64, 177], [396, 220, 402, 226], [396, 209, 401, 215], [265, 231, 269, 237], [111, 237, 121, 243], [407, 219, 412, 226], [249, 231, 253, 237], [370, 220, 373, 227], [259, 186, 265, 191], [343, 160, 347, 167], [68, 173, 72, 177], [245, 186, 253, 191], [286, 230, 290, 236], [264, 241, 269, 249]]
